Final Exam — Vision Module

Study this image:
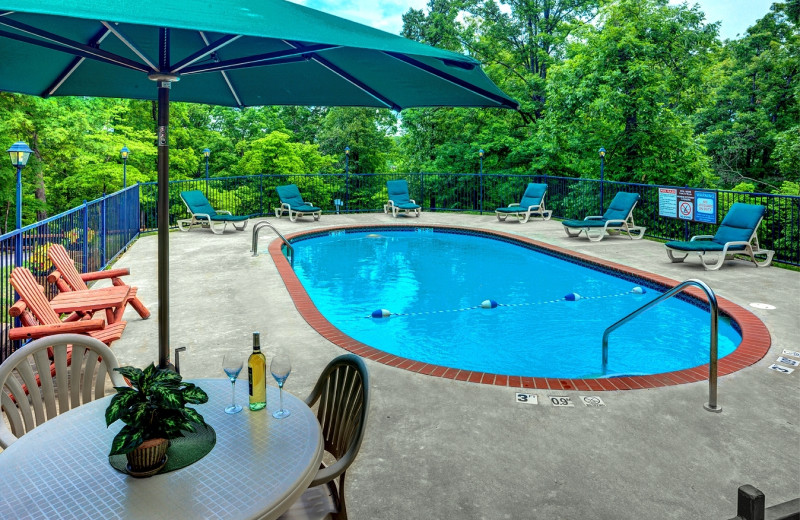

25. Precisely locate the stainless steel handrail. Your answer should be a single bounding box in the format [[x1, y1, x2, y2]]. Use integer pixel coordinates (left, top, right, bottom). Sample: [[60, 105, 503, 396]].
[[601, 279, 721, 413], [251, 220, 293, 265]]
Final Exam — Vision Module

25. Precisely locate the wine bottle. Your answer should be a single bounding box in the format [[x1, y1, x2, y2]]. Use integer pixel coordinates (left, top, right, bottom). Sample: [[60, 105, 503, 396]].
[[248, 332, 267, 411]]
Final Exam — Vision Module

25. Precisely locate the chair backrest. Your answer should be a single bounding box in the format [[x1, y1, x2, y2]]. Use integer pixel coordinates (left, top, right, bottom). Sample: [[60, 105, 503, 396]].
[[276, 184, 305, 207], [9, 267, 62, 326], [519, 183, 547, 207], [180, 190, 218, 217], [713, 203, 766, 245], [602, 192, 640, 221], [48, 243, 89, 291], [387, 179, 412, 205], [0, 333, 125, 448], [305, 354, 370, 488]]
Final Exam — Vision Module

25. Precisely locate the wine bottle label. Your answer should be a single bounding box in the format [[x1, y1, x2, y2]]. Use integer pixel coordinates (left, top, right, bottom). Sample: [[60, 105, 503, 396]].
[[248, 367, 253, 396]]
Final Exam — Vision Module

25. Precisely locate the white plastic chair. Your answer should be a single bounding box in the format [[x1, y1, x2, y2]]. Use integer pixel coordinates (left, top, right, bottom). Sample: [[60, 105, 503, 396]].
[[0, 333, 126, 448]]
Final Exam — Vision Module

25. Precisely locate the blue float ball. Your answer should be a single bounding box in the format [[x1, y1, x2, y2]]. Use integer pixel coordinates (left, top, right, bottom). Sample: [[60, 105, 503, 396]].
[[480, 299, 498, 309], [631, 286, 646, 294], [371, 309, 391, 318], [564, 293, 581, 301]]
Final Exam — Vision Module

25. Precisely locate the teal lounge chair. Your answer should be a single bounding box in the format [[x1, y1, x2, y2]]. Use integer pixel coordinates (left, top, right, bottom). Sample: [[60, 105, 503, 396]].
[[178, 190, 251, 234], [665, 203, 774, 270], [562, 192, 645, 242], [383, 179, 421, 218], [274, 184, 321, 222], [495, 183, 552, 223]]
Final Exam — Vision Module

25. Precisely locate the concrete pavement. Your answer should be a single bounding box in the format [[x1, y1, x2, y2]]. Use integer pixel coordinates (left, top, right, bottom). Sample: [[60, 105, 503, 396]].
[[109, 212, 800, 520]]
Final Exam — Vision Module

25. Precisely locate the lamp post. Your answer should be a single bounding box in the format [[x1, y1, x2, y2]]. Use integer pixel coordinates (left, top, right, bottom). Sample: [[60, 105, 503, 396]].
[[202, 148, 211, 196], [344, 146, 350, 212], [7, 141, 32, 267], [479, 149, 484, 214], [599, 147, 606, 213], [120, 146, 129, 188]]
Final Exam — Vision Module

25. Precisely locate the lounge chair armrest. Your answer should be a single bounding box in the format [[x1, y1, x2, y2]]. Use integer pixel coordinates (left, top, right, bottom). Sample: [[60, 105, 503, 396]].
[[8, 300, 27, 318], [689, 235, 714, 242], [507, 203, 516, 208], [584, 215, 604, 221], [526, 204, 541, 211], [386, 200, 396, 207], [81, 268, 130, 282], [281, 202, 292, 211], [194, 212, 212, 219], [47, 270, 62, 284], [8, 319, 106, 341], [409, 199, 416, 204], [216, 210, 232, 215]]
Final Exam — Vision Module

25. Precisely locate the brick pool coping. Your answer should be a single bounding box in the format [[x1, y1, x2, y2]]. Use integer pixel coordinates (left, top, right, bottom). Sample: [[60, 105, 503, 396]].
[[269, 224, 771, 391]]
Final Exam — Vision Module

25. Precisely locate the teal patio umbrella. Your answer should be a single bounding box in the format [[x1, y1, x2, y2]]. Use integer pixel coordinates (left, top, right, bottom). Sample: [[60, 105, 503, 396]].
[[0, 0, 517, 368]]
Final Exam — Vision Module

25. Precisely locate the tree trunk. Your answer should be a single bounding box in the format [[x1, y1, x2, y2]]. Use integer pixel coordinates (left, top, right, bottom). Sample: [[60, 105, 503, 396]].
[[31, 131, 48, 221]]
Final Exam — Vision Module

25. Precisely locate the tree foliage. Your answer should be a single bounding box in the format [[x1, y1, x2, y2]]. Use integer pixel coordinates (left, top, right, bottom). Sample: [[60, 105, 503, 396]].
[[1, 0, 796, 231]]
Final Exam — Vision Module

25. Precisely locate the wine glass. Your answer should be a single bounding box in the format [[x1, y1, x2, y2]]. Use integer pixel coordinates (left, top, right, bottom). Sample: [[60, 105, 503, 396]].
[[270, 354, 292, 419], [222, 353, 243, 414]]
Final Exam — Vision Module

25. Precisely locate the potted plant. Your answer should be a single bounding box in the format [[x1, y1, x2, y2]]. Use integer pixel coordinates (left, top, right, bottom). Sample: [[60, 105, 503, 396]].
[[105, 363, 209, 477]]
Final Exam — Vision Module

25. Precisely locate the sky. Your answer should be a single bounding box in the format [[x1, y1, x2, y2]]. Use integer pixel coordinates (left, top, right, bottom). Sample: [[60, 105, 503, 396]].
[[289, 0, 776, 41]]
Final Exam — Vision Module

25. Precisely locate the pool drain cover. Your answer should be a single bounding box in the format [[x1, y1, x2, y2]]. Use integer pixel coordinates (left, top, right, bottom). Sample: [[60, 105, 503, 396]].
[[749, 302, 776, 310]]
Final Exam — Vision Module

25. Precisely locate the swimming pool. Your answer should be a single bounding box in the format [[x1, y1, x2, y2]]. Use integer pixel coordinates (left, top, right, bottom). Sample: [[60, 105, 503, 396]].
[[270, 225, 770, 390]]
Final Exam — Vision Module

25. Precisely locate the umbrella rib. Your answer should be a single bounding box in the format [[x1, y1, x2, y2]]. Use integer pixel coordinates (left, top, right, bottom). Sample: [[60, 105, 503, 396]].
[[307, 54, 399, 111], [0, 18, 150, 73], [101, 22, 158, 72], [384, 52, 518, 109], [196, 32, 242, 107], [172, 34, 242, 73], [45, 27, 112, 97], [179, 44, 338, 74]]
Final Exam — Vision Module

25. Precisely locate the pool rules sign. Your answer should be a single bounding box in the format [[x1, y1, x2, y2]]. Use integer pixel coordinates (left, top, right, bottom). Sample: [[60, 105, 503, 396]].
[[659, 188, 717, 224]]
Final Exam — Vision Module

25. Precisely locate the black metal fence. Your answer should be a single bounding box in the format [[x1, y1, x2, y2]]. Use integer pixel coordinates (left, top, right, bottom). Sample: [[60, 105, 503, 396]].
[[142, 173, 800, 268]]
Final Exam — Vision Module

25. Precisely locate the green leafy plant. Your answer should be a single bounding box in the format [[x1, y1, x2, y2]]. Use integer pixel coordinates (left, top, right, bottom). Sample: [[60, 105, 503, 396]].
[[105, 363, 209, 456]]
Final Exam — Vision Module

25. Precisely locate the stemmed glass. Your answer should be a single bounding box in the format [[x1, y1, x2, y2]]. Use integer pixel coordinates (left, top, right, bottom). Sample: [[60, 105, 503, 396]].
[[222, 353, 243, 414], [270, 354, 292, 419]]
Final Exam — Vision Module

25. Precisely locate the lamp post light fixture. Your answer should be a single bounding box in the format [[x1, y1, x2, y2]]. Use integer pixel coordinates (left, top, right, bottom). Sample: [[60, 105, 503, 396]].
[[344, 146, 350, 212], [599, 147, 606, 213], [8, 140, 33, 267], [202, 148, 211, 195], [120, 146, 130, 188]]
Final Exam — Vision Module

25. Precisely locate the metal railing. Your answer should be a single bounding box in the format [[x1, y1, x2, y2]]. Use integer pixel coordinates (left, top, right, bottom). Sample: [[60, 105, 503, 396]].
[[601, 279, 721, 413], [251, 220, 293, 265]]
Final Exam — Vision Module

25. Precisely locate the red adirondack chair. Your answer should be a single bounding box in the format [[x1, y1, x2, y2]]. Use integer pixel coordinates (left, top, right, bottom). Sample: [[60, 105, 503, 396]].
[[47, 243, 150, 320], [8, 267, 126, 345]]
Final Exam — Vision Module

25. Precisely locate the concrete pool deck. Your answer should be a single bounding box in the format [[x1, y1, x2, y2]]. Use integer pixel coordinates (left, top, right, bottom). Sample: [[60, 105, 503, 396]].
[[108, 212, 798, 519]]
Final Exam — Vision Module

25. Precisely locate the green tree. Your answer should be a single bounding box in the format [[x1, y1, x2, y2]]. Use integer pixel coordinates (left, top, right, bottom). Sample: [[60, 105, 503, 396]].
[[539, 0, 718, 185], [695, 3, 799, 188]]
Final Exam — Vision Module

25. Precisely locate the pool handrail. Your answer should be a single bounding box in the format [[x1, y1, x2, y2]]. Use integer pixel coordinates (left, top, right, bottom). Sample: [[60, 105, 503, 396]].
[[601, 279, 721, 413], [251, 220, 293, 265]]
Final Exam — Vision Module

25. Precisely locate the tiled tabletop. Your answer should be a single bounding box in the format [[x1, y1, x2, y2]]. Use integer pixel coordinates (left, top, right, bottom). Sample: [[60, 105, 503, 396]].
[[0, 379, 323, 520]]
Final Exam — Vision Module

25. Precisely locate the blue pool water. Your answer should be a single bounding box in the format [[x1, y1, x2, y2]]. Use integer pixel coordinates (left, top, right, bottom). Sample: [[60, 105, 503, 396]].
[[291, 228, 740, 378]]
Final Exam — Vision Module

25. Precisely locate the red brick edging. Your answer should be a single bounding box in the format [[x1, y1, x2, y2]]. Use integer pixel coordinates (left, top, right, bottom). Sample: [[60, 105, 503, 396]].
[[269, 224, 771, 391]]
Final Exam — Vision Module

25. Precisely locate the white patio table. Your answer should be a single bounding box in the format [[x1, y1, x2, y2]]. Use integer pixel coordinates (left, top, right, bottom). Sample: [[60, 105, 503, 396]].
[[0, 379, 323, 520]]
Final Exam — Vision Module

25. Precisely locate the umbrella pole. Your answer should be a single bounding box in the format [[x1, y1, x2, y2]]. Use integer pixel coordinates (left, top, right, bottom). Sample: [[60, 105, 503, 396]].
[[155, 28, 174, 370], [156, 80, 171, 369]]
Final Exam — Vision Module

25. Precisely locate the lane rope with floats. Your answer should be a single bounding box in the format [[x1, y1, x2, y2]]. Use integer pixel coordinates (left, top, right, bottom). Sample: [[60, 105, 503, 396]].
[[368, 286, 647, 318]]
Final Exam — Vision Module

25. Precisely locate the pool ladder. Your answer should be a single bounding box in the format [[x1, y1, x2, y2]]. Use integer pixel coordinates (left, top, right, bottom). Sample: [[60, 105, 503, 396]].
[[251, 221, 294, 265], [601, 279, 721, 413]]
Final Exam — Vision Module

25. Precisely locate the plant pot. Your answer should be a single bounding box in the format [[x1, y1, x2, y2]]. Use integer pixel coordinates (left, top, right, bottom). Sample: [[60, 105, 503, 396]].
[[125, 438, 169, 477]]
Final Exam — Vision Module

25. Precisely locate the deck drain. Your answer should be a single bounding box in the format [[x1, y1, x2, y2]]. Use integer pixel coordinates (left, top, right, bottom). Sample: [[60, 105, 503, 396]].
[[749, 302, 776, 310]]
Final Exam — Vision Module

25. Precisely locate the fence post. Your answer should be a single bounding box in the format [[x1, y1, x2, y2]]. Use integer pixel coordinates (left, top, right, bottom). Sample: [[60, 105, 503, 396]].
[[479, 149, 484, 215], [259, 174, 264, 216], [101, 193, 107, 269], [82, 200, 89, 273], [344, 147, 350, 213]]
